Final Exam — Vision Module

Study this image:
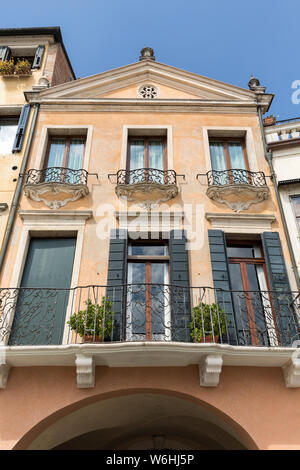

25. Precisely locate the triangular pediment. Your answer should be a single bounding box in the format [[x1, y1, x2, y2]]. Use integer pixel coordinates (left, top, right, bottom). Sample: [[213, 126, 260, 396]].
[[35, 60, 260, 103]]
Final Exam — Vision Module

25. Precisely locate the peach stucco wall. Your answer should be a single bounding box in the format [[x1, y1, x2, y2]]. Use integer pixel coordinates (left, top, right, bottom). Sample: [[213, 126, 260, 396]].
[[1, 365, 300, 450], [0, 110, 291, 290]]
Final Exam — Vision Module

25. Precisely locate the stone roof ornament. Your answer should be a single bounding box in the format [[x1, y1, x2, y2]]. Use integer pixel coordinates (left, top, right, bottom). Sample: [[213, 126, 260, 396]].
[[248, 75, 266, 94], [139, 47, 155, 61]]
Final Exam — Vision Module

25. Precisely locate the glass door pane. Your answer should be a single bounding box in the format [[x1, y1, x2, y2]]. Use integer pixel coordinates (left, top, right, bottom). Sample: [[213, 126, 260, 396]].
[[127, 262, 146, 338], [229, 263, 250, 344], [149, 140, 164, 183], [151, 262, 169, 338], [129, 140, 145, 183], [246, 263, 277, 346], [66, 138, 85, 184], [228, 142, 247, 183], [209, 143, 228, 184], [46, 138, 65, 182]]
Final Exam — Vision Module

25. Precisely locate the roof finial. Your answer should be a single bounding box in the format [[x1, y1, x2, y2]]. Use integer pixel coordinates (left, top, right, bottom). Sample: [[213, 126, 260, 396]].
[[248, 75, 266, 94], [139, 47, 155, 61]]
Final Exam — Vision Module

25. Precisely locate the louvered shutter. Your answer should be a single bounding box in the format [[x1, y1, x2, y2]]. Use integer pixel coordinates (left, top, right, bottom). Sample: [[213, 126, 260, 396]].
[[261, 232, 299, 346], [208, 229, 238, 345], [12, 104, 30, 153], [32, 46, 45, 69], [0, 46, 11, 61], [169, 230, 191, 342], [106, 229, 127, 341]]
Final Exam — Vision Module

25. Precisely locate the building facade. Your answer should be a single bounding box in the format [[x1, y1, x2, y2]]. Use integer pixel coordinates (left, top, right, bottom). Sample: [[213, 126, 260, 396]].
[[0, 27, 75, 261], [0, 47, 300, 450]]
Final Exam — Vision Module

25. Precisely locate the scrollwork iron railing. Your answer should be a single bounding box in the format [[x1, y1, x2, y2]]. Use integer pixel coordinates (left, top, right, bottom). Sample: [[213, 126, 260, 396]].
[[0, 285, 299, 347], [25, 167, 88, 185], [114, 168, 178, 185], [206, 169, 267, 187]]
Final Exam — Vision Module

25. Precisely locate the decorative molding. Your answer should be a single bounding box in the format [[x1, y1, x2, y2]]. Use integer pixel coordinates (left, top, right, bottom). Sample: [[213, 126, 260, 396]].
[[199, 354, 223, 387], [206, 184, 270, 212], [282, 357, 300, 388], [205, 212, 276, 233], [116, 183, 178, 210], [24, 182, 89, 209], [115, 210, 184, 232], [137, 84, 159, 99], [75, 354, 95, 388], [19, 209, 93, 225], [0, 362, 10, 389]]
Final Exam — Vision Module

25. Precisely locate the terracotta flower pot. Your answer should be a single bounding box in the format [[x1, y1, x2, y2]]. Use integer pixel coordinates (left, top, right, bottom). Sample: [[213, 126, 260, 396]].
[[263, 117, 276, 126], [193, 335, 219, 343], [84, 335, 103, 343]]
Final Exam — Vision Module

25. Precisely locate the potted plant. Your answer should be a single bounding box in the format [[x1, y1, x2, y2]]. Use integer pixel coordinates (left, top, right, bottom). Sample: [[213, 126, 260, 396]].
[[190, 302, 227, 343], [263, 115, 276, 126], [0, 59, 14, 76], [15, 58, 31, 75], [67, 297, 114, 342]]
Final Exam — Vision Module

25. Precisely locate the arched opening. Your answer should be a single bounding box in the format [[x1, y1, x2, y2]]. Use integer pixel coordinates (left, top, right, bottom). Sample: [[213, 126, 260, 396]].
[[22, 392, 254, 450]]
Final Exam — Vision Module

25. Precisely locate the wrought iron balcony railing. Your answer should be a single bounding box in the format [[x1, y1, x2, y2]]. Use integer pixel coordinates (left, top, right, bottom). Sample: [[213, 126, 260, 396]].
[[0, 285, 299, 347], [25, 167, 89, 185], [112, 168, 179, 185], [206, 169, 267, 187]]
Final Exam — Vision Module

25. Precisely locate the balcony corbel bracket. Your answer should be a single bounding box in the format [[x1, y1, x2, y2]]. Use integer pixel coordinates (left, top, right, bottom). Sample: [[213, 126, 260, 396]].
[[75, 354, 95, 389], [283, 356, 300, 388], [199, 354, 223, 387], [0, 362, 10, 389]]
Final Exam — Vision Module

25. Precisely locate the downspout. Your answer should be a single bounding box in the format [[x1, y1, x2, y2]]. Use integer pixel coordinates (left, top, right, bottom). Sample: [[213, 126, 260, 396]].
[[0, 103, 40, 277], [257, 104, 300, 291]]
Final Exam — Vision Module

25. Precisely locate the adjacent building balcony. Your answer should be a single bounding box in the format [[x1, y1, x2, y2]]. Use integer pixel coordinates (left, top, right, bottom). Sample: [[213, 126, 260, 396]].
[[111, 168, 182, 209], [23, 167, 89, 209], [205, 169, 270, 212]]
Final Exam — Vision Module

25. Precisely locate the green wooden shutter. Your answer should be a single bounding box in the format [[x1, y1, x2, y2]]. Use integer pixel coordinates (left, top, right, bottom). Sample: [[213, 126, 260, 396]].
[[106, 229, 127, 341], [169, 230, 191, 341], [32, 45, 45, 69], [12, 104, 30, 153], [208, 229, 238, 345], [0, 46, 11, 61], [261, 232, 299, 346]]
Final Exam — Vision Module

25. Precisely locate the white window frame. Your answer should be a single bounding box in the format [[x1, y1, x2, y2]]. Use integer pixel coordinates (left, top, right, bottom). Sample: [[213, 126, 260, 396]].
[[202, 126, 258, 173], [4, 210, 92, 346], [120, 125, 173, 170], [33, 125, 93, 172]]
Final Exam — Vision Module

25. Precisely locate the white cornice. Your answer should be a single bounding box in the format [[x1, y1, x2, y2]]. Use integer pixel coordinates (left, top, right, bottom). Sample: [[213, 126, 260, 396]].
[[1, 342, 299, 389], [206, 212, 276, 233]]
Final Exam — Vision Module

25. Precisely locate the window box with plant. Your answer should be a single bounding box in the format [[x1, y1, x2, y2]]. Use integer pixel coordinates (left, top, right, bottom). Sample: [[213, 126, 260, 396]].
[[15, 58, 32, 76], [190, 302, 227, 343], [0, 59, 15, 76], [67, 297, 114, 342]]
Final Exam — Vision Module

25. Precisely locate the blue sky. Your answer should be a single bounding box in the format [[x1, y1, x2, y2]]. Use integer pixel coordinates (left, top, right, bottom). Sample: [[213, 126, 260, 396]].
[[1, 0, 299, 119]]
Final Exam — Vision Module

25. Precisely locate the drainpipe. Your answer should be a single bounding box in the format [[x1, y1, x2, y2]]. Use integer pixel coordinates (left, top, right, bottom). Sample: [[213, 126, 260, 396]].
[[257, 104, 300, 291], [0, 103, 40, 278]]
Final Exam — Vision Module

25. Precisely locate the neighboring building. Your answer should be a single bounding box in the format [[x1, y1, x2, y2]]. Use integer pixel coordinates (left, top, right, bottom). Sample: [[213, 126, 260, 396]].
[[265, 118, 300, 280], [0, 27, 75, 259], [0, 47, 300, 450]]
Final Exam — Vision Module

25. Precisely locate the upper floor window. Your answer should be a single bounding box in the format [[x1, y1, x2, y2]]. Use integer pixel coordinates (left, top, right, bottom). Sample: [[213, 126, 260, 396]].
[[0, 117, 18, 155], [127, 136, 167, 184], [43, 136, 86, 183], [209, 138, 250, 184]]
